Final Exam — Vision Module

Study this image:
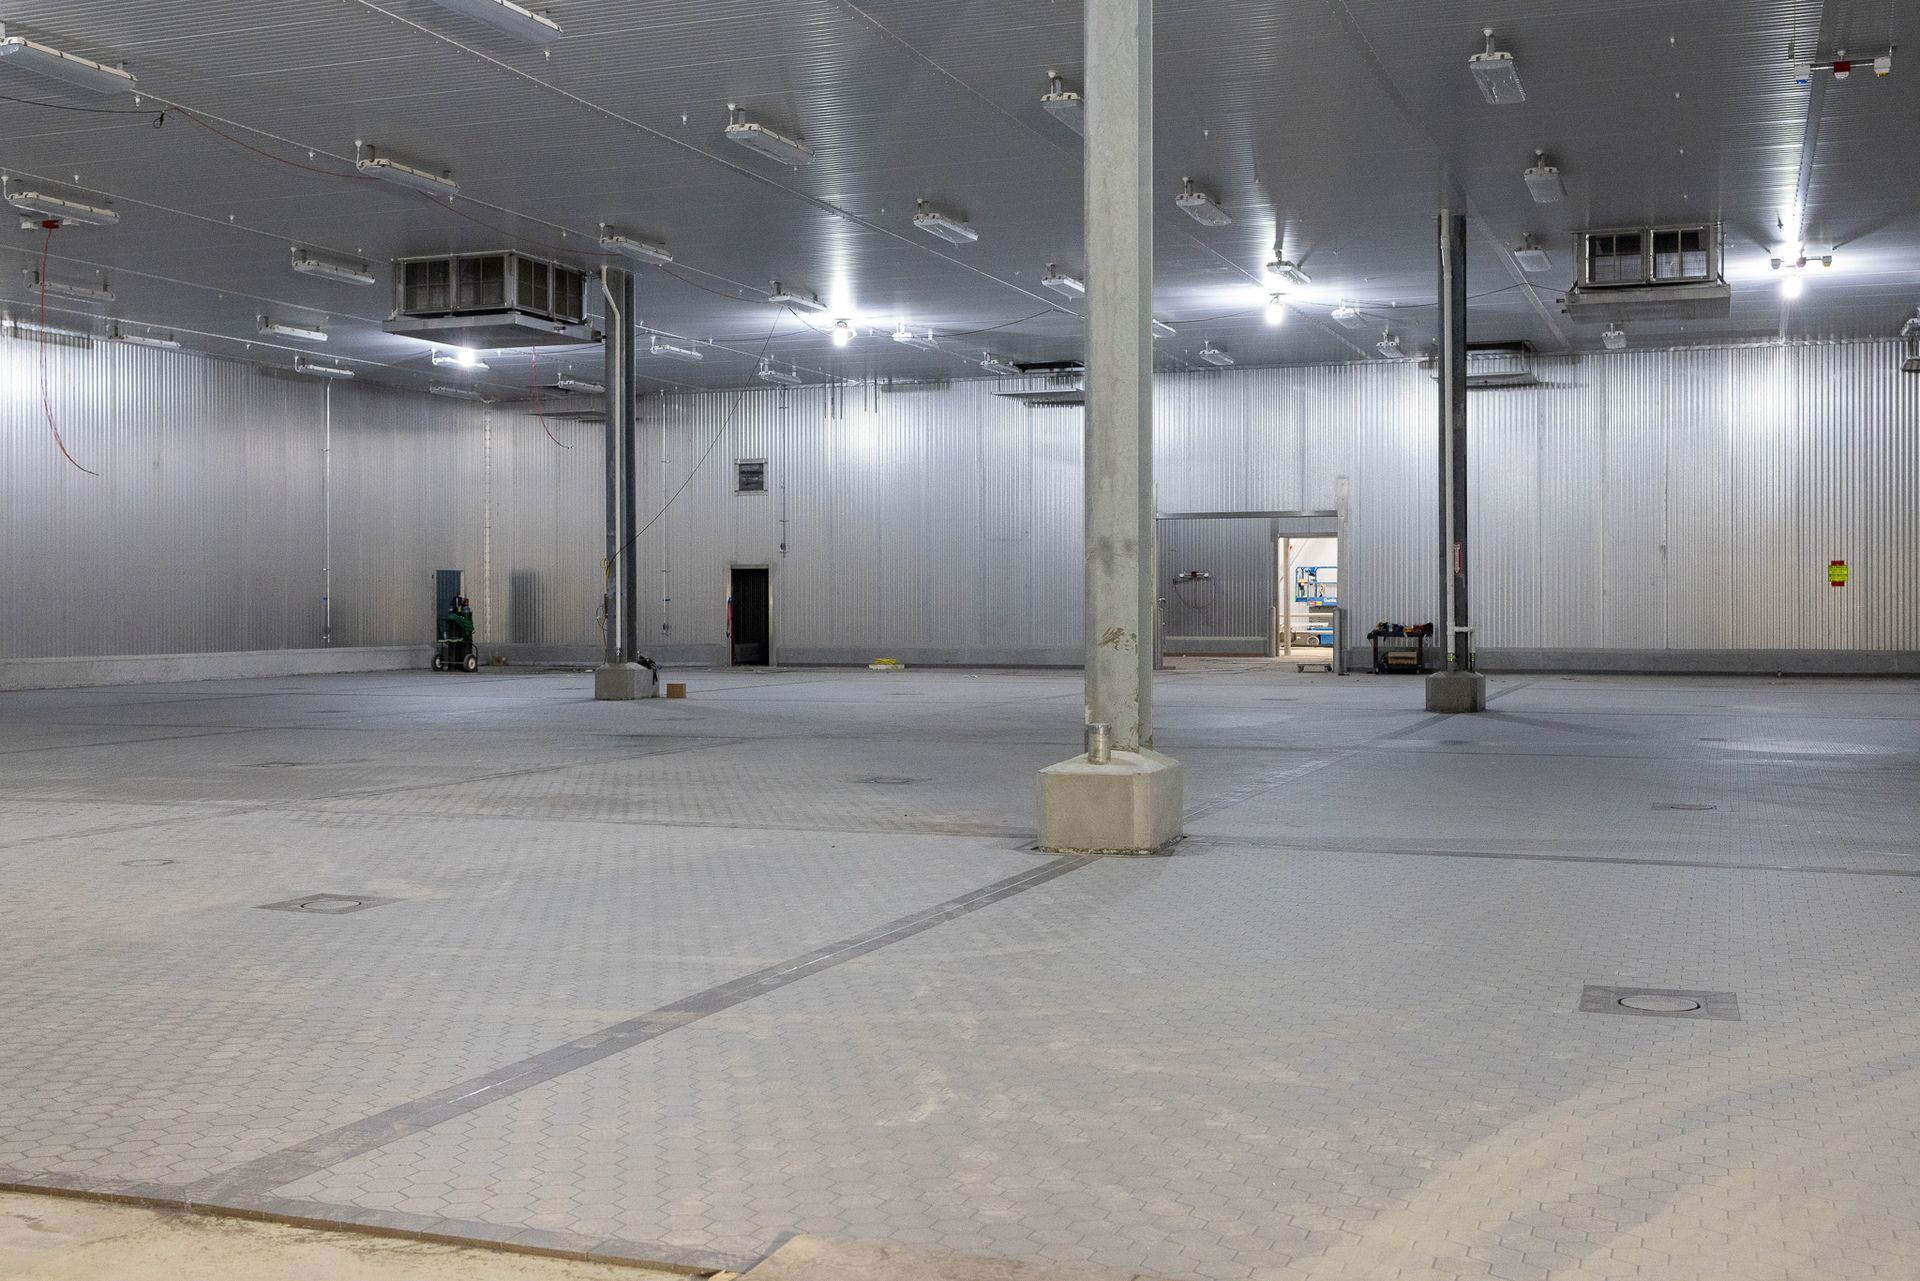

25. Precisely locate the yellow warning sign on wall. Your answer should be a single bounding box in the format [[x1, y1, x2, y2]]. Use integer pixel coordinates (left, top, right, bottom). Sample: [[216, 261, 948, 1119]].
[[1828, 560, 1849, 587]]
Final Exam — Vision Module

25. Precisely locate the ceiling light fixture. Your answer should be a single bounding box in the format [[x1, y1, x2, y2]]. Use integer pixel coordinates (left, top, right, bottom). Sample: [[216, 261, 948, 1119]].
[[5, 184, 117, 226], [1377, 330, 1408, 360], [599, 225, 673, 266], [1041, 263, 1086, 297], [725, 103, 815, 166], [1150, 318, 1176, 338], [830, 320, 856, 348], [650, 337, 704, 362], [979, 354, 1020, 376], [3, 314, 92, 347], [1512, 235, 1554, 273], [355, 144, 459, 196], [105, 324, 181, 350], [293, 356, 353, 379], [27, 270, 113, 303], [1197, 343, 1234, 367], [259, 315, 327, 342], [291, 247, 376, 285], [419, 0, 561, 45], [1040, 71, 1085, 135], [1602, 325, 1628, 351], [556, 373, 604, 394], [429, 382, 490, 401], [1175, 177, 1232, 227], [1265, 256, 1311, 290], [1524, 150, 1566, 203], [1330, 304, 1366, 329], [433, 347, 488, 371], [757, 359, 802, 386], [1264, 295, 1287, 325], [1780, 273, 1804, 300], [1469, 28, 1525, 104], [0, 27, 136, 96], [768, 282, 827, 313], [891, 324, 942, 351], [914, 200, 978, 245]]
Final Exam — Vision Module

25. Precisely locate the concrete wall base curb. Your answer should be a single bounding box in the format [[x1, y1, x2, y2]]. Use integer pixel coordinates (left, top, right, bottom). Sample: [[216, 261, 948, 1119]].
[[0, 647, 421, 692]]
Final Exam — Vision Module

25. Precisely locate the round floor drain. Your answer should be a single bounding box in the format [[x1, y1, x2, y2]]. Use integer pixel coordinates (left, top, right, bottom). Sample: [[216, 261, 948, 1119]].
[[122, 857, 176, 868], [1618, 994, 1702, 1013]]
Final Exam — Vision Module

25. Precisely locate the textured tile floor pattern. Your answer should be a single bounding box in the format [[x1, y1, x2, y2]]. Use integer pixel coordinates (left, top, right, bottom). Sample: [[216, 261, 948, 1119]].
[[3, 663, 1919, 1279]]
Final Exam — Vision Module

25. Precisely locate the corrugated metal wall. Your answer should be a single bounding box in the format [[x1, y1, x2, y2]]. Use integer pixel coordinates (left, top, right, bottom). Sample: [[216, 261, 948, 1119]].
[[6, 339, 1914, 663], [1158, 518, 1277, 654]]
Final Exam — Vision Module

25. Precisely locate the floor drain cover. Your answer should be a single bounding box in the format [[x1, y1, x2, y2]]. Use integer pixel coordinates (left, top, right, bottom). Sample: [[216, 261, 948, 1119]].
[[257, 893, 397, 915], [1653, 802, 1717, 811], [122, 857, 176, 868], [1579, 984, 1739, 1021], [245, 761, 307, 769], [854, 776, 927, 786]]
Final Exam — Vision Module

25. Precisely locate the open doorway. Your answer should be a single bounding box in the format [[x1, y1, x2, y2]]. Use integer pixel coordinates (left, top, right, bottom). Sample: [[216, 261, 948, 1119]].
[[1278, 534, 1339, 661], [728, 566, 771, 667]]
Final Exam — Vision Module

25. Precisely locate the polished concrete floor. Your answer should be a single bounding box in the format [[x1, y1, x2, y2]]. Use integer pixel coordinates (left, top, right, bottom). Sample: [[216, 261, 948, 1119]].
[[2, 662, 1917, 1280]]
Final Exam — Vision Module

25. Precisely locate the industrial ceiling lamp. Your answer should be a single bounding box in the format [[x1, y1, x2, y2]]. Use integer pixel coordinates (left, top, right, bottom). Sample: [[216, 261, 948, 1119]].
[[1329, 303, 1366, 329], [599, 226, 673, 266], [0, 26, 136, 96], [1150, 318, 1176, 338], [433, 347, 489, 371], [1900, 310, 1920, 372], [757, 359, 802, 386], [258, 315, 328, 342], [979, 354, 1021, 376], [27, 270, 113, 303], [1041, 263, 1087, 297], [104, 324, 181, 350], [1264, 295, 1287, 325], [1601, 325, 1628, 351], [1175, 177, 1232, 227], [355, 143, 459, 196], [5, 183, 117, 226], [1376, 329, 1409, 360], [429, 382, 491, 401], [1040, 71, 1085, 135], [556, 373, 604, 394], [724, 104, 815, 166], [768, 282, 827, 313], [293, 356, 353, 379], [1469, 28, 1525, 104], [914, 200, 978, 245], [291, 247, 376, 285], [1524, 150, 1566, 203], [1265, 255, 1311, 290], [830, 319, 856, 348], [419, 0, 561, 45], [1197, 343, 1233, 367], [891, 324, 942, 351], [1512, 235, 1553, 273], [650, 336, 704, 361]]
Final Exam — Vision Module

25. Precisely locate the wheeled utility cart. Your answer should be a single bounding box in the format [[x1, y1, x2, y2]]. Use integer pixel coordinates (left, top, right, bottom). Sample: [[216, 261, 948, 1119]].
[[1367, 622, 1432, 674], [430, 568, 480, 673]]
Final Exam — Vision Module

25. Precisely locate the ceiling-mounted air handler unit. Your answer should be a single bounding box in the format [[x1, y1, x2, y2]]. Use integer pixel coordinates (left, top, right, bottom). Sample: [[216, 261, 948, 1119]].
[[385, 251, 597, 347], [1564, 223, 1731, 320]]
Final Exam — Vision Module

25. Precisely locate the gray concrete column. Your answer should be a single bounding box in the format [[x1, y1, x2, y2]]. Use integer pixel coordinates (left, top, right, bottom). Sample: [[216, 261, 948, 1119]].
[[596, 265, 656, 700], [1426, 210, 1485, 713], [1036, 0, 1182, 852]]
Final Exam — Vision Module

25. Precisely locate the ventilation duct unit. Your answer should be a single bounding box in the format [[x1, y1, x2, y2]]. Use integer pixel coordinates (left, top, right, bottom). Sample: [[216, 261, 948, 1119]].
[[1430, 342, 1538, 388], [1564, 224, 1731, 320], [385, 251, 596, 347]]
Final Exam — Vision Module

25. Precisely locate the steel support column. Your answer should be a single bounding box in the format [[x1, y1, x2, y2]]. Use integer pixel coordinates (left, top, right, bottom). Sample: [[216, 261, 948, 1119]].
[[1425, 209, 1485, 712], [594, 266, 656, 698]]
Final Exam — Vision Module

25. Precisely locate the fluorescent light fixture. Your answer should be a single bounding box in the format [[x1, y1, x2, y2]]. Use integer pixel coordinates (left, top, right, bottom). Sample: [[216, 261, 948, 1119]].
[[291, 247, 376, 285], [1512, 235, 1553, 273], [1042, 263, 1086, 297], [1175, 177, 1232, 227], [1265, 257, 1311, 290], [649, 336, 704, 362], [1469, 28, 1525, 104], [429, 382, 489, 401], [757, 359, 802, 386], [105, 324, 180, 350], [1197, 343, 1234, 367], [556, 373, 604, 394], [1524, 150, 1565, 203], [3, 314, 92, 347], [1330, 303, 1366, 329], [294, 356, 353, 379], [914, 200, 978, 245], [1601, 325, 1628, 351], [1376, 331, 1408, 360], [768, 282, 827, 313], [1264, 295, 1287, 325], [891, 324, 941, 351], [419, 0, 561, 45], [979, 355, 1020, 376], [830, 320, 855, 348], [259, 315, 327, 342], [432, 347, 488, 371], [725, 103, 815, 166], [1150, 318, 1176, 338], [0, 29, 136, 96], [599, 225, 673, 266], [5, 185, 117, 226], [27, 270, 113, 303], [1040, 71, 1084, 136], [355, 144, 459, 196], [1901, 312, 1920, 340]]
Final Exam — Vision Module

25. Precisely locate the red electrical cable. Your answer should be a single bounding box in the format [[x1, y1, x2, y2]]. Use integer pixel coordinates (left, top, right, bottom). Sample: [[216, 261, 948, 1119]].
[[529, 346, 569, 448], [36, 223, 99, 476], [174, 109, 375, 182]]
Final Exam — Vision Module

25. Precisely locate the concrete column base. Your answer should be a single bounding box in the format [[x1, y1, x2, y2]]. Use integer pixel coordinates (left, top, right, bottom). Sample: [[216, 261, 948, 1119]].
[[1425, 670, 1488, 713], [594, 663, 659, 700], [1036, 750, 1184, 855]]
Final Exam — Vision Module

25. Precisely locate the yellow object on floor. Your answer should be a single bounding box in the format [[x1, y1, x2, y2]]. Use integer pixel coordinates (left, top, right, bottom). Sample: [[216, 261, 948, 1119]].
[[665, 683, 687, 699]]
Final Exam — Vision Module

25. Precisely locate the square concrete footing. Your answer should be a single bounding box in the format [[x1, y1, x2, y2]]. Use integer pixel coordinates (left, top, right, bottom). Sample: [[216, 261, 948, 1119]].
[[1425, 669, 1488, 713], [593, 663, 658, 700], [1036, 749, 1184, 854]]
